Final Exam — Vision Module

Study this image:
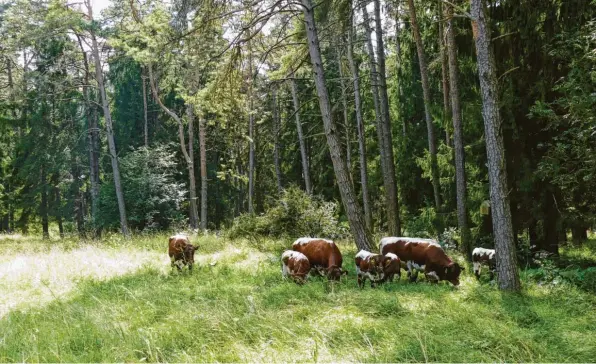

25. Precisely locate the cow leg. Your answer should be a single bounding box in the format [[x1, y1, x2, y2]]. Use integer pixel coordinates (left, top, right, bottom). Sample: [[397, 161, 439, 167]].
[[473, 261, 481, 279], [410, 269, 419, 283], [358, 273, 365, 288], [425, 271, 439, 284], [282, 263, 289, 279], [188, 263, 193, 273]]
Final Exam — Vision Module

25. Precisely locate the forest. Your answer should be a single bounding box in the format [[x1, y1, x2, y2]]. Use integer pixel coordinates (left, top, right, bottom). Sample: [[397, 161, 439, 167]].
[[1, 0, 596, 361]]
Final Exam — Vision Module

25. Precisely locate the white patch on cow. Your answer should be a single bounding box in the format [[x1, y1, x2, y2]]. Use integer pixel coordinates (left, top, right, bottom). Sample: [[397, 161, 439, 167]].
[[426, 271, 439, 281], [282, 262, 289, 278], [379, 236, 439, 253], [473, 261, 481, 274], [355, 250, 374, 259], [385, 253, 398, 261], [293, 237, 334, 245]]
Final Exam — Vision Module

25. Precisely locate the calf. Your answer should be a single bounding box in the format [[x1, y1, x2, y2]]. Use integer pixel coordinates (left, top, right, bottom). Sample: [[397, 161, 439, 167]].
[[472, 247, 496, 280], [292, 237, 347, 281], [380, 237, 463, 286], [381, 253, 402, 283], [168, 234, 198, 271], [354, 250, 387, 288], [281, 250, 311, 284]]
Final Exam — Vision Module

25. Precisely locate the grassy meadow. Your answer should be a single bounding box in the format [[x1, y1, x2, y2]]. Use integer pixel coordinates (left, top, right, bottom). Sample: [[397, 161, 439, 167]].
[[1, 233, 595, 362]]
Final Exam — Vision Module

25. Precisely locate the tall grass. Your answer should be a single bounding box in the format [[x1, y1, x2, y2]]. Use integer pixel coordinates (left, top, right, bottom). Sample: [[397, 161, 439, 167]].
[[1, 234, 595, 362]]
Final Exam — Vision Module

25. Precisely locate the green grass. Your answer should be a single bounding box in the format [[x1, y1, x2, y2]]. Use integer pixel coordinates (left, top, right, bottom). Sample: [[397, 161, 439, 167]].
[[1, 234, 595, 362]]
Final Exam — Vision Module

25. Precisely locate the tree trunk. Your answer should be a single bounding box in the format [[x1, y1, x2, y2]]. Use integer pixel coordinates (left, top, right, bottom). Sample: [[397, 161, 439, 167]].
[[336, 42, 352, 178], [471, 0, 520, 291], [248, 41, 255, 214], [272, 86, 283, 193], [395, 8, 406, 137], [142, 68, 149, 147], [199, 114, 208, 231], [373, 0, 401, 235], [186, 106, 199, 230], [438, 1, 451, 147], [87, 1, 129, 237], [41, 165, 49, 240], [290, 78, 313, 195], [301, 0, 373, 251], [347, 20, 372, 230], [407, 0, 442, 211], [445, 3, 472, 260], [72, 159, 85, 238], [55, 186, 64, 239]]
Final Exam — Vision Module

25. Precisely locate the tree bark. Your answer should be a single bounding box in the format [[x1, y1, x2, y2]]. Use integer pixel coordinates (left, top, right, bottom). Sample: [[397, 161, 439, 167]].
[[373, 0, 401, 235], [445, 3, 471, 260], [142, 67, 149, 147], [301, 0, 373, 251], [87, 1, 129, 237], [347, 20, 372, 230], [438, 1, 451, 147], [55, 185, 64, 239], [471, 0, 520, 291], [336, 42, 352, 177], [248, 41, 255, 214], [41, 165, 49, 240], [407, 0, 442, 211], [272, 86, 283, 193], [186, 106, 199, 230], [198, 114, 208, 231], [290, 78, 313, 195]]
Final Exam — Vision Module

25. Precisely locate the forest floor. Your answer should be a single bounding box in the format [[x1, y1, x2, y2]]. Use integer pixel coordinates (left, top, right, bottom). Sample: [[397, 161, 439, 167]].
[[1, 233, 595, 362]]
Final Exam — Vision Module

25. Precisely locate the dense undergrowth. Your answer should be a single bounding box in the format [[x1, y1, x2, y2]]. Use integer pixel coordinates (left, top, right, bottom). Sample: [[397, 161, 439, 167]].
[[1, 233, 595, 362]]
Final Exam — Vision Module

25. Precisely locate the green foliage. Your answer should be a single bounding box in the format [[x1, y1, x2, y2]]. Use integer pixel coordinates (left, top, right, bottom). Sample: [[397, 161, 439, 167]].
[[97, 145, 186, 231], [228, 186, 348, 240]]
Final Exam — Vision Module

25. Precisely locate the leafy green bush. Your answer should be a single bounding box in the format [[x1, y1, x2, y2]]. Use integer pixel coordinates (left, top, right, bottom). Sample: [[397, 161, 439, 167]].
[[97, 145, 186, 231], [227, 186, 348, 240]]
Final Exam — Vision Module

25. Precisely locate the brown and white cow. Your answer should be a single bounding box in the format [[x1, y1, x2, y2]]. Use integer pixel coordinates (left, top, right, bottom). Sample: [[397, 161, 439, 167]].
[[381, 253, 402, 283], [281, 250, 311, 284], [354, 250, 388, 288], [168, 234, 198, 272], [472, 247, 496, 280], [380, 237, 463, 286], [292, 237, 347, 281]]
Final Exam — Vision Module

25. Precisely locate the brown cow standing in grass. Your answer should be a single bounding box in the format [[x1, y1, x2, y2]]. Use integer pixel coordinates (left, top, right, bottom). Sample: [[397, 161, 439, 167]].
[[168, 234, 198, 272], [381, 253, 402, 283], [380, 237, 463, 286], [292, 237, 347, 281], [354, 250, 389, 288], [281, 250, 311, 284]]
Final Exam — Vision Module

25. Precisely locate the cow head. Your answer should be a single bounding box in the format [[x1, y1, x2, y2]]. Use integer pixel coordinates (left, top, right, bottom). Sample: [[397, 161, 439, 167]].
[[327, 265, 348, 281], [444, 262, 464, 286], [183, 244, 199, 264]]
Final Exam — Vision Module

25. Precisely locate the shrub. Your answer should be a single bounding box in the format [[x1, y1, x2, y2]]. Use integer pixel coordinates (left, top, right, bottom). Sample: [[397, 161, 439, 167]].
[[227, 186, 348, 240]]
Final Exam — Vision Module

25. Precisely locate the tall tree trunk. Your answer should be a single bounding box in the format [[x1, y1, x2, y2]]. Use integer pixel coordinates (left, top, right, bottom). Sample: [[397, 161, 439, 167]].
[[199, 114, 208, 231], [41, 165, 49, 240], [272, 86, 283, 193], [247, 41, 255, 214], [142, 68, 149, 147], [395, 7, 406, 137], [290, 78, 313, 194], [301, 0, 373, 251], [146, 65, 198, 230], [336, 42, 352, 177], [471, 0, 520, 291], [445, 3, 471, 260], [373, 0, 401, 235], [186, 106, 199, 230], [407, 0, 442, 211], [87, 1, 129, 237], [55, 185, 64, 239], [347, 19, 373, 230], [438, 1, 451, 147], [72, 159, 85, 238]]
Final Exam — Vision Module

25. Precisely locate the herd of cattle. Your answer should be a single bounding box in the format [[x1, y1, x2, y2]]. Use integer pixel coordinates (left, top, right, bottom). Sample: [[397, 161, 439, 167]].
[[168, 234, 497, 287]]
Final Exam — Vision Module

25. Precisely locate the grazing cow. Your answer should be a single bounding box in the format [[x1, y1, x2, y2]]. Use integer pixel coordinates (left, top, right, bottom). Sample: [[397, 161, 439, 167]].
[[354, 250, 388, 288], [292, 237, 347, 281], [168, 234, 199, 271], [281, 250, 311, 284], [380, 237, 463, 286], [472, 247, 496, 280], [381, 253, 402, 283]]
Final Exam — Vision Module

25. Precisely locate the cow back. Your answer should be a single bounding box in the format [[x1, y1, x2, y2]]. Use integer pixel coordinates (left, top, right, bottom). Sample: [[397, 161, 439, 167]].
[[292, 238, 342, 269]]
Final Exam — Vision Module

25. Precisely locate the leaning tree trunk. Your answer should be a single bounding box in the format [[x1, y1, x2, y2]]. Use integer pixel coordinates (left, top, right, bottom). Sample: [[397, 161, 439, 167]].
[[247, 40, 255, 214], [186, 106, 199, 230], [438, 1, 451, 147], [445, 3, 472, 261], [198, 114, 208, 231], [290, 78, 313, 195], [373, 0, 401, 236], [272, 86, 283, 193], [301, 0, 373, 251], [87, 2, 129, 237], [407, 0, 442, 211], [347, 20, 372, 230], [471, 0, 520, 291]]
